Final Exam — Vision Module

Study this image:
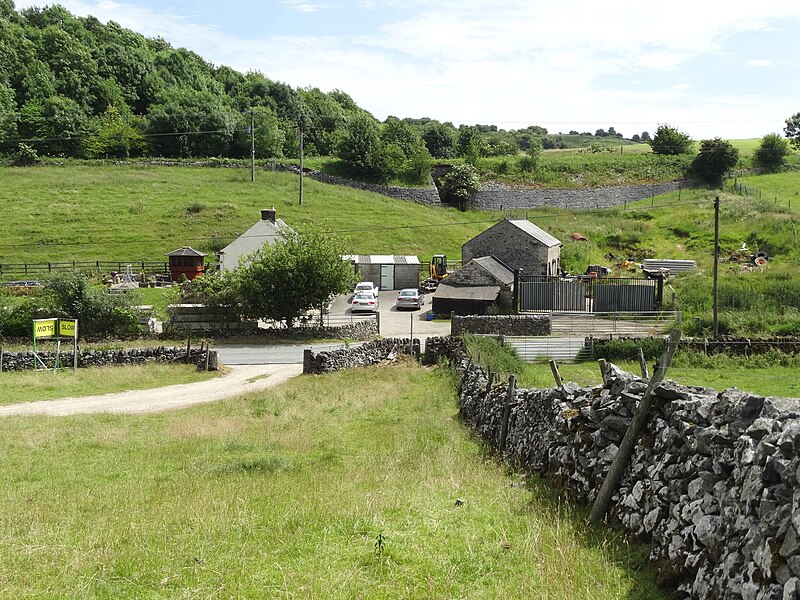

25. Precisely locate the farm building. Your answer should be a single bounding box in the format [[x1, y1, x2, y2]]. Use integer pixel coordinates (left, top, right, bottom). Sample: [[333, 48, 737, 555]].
[[218, 208, 293, 273], [462, 218, 561, 277], [344, 255, 421, 291], [432, 256, 514, 316], [165, 246, 206, 281]]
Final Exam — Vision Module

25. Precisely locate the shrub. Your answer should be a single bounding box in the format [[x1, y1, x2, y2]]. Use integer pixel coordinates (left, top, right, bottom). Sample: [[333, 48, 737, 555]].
[[13, 143, 38, 166], [691, 138, 739, 185], [592, 337, 665, 361], [649, 125, 693, 156], [754, 133, 790, 172]]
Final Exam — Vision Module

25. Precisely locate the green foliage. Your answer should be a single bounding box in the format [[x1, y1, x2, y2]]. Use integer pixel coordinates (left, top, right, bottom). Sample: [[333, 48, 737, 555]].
[[456, 125, 483, 164], [754, 133, 790, 172], [592, 337, 665, 362], [421, 121, 456, 158], [0, 272, 140, 339], [438, 163, 480, 209], [335, 113, 387, 181], [691, 138, 739, 185], [231, 228, 353, 326], [12, 142, 38, 166], [649, 124, 693, 156], [785, 113, 800, 150]]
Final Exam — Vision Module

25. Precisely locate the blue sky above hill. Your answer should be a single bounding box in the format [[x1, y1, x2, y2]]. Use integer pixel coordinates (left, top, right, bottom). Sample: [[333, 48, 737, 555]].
[[15, 0, 800, 139]]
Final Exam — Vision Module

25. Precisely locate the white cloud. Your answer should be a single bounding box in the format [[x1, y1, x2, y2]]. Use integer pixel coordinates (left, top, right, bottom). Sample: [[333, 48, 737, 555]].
[[12, 0, 800, 138]]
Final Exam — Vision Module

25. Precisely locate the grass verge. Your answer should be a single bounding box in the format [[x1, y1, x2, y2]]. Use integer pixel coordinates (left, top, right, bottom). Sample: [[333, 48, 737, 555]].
[[0, 363, 218, 405], [0, 362, 665, 598]]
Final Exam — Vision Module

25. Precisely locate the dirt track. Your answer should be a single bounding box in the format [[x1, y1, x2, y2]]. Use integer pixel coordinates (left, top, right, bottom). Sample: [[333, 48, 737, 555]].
[[0, 364, 303, 417]]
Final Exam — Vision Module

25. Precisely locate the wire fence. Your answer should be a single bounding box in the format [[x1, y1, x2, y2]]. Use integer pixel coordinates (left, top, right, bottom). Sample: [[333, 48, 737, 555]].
[[0, 260, 210, 281]]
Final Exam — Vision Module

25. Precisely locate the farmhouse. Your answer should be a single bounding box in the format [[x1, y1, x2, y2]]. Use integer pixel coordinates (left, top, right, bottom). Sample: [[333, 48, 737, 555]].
[[462, 218, 562, 277], [218, 208, 293, 273], [432, 255, 514, 316]]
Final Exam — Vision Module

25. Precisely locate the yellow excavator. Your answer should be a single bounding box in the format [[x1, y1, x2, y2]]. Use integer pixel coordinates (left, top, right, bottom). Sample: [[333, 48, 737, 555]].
[[422, 254, 450, 291]]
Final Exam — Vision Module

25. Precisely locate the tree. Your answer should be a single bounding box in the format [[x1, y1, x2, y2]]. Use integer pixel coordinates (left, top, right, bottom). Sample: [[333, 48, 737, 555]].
[[231, 228, 353, 327], [335, 113, 387, 180], [640, 131, 651, 142], [422, 121, 455, 158], [649, 124, 692, 155], [785, 113, 800, 150], [439, 163, 480, 210], [754, 133, 789, 172], [691, 138, 739, 185], [456, 125, 483, 163]]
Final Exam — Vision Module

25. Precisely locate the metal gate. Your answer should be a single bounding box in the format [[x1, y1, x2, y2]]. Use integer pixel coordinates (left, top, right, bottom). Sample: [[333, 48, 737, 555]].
[[518, 276, 659, 313]]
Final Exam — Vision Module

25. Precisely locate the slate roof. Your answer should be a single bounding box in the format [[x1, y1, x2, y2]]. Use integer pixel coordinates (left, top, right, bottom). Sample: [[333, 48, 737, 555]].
[[433, 284, 500, 301], [166, 246, 207, 257], [506, 218, 562, 247], [218, 218, 292, 271], [472, 256, 514, 285]]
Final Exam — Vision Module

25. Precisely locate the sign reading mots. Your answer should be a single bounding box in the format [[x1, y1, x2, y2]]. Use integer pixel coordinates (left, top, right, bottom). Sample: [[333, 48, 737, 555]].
[[32, 318, 79, 373]]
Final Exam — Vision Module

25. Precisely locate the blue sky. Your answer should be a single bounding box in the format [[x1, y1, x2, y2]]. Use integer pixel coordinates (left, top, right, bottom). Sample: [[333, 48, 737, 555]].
[[15, 0, 800, 139]]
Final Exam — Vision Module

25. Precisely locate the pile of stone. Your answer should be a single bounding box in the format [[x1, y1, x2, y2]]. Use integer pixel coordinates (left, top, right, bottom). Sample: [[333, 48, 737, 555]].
[[430, 335, 800, 599]]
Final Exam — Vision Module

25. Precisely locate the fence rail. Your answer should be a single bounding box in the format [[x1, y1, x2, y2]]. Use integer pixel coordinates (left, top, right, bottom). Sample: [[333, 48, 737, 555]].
[[0, 260, 176, 281]]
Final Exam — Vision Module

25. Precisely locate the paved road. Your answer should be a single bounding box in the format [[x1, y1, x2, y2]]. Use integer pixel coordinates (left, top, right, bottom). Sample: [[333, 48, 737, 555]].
[[215, 342, 359, 365]]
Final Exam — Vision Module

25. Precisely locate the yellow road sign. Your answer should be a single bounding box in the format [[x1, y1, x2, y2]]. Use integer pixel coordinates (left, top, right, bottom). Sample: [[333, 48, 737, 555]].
[[33, 319, 57, 339], [59, 319, 77, 338]]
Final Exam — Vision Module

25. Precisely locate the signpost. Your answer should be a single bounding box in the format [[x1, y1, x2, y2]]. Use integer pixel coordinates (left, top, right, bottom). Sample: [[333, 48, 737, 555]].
[[32, 318, 78, 373]]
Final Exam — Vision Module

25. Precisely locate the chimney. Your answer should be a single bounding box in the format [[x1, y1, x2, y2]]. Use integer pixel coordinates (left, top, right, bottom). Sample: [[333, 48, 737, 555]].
[[261, 207, 277, 223]]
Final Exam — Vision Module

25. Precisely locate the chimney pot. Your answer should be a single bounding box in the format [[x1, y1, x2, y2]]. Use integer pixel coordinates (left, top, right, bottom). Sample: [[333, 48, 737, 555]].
[[261, 207, 277, 223]]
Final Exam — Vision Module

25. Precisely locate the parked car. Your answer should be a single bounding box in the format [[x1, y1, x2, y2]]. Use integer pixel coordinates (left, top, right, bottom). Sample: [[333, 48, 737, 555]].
[[354, 281, 379, 298], [395, 288, 425, 310], [351, 292, 379, 313]]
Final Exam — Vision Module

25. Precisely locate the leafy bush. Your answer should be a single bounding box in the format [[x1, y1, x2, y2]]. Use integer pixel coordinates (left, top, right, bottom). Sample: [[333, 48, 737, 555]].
[[691, 138, 739, 185], [438, 164, 480, 210], [592, 337, 665, 361], [754, 134, 790, 172], [649, 125, 693, 156]]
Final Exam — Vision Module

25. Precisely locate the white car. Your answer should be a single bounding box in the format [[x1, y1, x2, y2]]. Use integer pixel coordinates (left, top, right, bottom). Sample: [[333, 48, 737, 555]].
[[395, 288, 425, 310], [351, 292, 379, 313], [354, 281, 379, 298]]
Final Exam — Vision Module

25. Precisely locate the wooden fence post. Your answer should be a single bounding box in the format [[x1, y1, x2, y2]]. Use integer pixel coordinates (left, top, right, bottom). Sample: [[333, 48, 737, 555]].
[[498, 375, 516, 453], [549, 359, 563, 388], [637, 347, 649, 378], [588, 327, 681, 524]]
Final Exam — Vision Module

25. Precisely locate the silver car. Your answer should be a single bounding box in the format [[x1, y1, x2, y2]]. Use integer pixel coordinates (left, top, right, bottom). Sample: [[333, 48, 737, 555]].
[[351, 292, 380, 313], [395, 288, 425, 310]]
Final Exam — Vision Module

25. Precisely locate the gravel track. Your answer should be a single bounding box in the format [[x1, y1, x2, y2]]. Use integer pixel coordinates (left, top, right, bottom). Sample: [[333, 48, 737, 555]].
[[0, 364, 303, 417]]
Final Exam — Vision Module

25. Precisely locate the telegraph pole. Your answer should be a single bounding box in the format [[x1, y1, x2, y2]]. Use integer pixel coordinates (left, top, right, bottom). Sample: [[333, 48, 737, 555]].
[[298, 119, 304, 206], [712, 196, 720, 338], [249, 110, 255, 183]]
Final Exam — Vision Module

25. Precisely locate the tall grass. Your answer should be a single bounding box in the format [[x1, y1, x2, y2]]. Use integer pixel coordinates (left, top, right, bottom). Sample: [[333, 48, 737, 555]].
[[0, 363, 665, 598]]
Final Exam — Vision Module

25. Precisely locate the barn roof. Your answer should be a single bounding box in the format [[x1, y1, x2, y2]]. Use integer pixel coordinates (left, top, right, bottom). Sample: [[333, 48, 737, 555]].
[[433, 284, 500, 301], [343, 255, 421, 265], [506, 219, 562, 247]]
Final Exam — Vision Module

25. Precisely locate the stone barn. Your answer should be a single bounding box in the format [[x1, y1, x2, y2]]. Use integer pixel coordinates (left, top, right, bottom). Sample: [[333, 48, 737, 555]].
[[462, 218, 561, 277], [432, 256, 514, 316], [345, 255, 421, 291]]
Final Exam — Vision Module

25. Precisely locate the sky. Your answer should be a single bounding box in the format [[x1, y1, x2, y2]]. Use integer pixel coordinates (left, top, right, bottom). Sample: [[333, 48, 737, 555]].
[[13, 0, 800, 139]]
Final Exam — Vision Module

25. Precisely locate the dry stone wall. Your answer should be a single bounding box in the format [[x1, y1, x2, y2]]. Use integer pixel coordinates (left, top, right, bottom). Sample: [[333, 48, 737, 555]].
[[303, 338, 419, 374], [451, 315, 550, 336], [425, 335, 800, 599], [0, 346, 213, 371]]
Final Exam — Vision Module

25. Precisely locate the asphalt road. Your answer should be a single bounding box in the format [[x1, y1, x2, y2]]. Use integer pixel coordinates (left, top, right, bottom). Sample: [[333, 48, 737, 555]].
[[215, 291, 450, 365]]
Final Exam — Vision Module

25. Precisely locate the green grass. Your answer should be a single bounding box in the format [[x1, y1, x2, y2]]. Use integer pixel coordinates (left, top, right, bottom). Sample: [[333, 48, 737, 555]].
[[0, 363, 219, 405], [0, 363, 665, 598], [0, 164, 504, 265], [464, 335, 800, 397]]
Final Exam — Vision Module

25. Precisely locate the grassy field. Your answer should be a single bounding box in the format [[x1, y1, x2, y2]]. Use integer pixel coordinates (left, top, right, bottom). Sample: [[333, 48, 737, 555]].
[[0, 363, 219, 405], [463, 336, 800, 398], [0, 362, 665, 599]]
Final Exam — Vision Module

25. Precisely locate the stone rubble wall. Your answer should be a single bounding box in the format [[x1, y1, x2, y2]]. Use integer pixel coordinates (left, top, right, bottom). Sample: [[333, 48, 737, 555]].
[[0, 346, 214, 371], [425, 335, 800, 599], [472, 181, 692, 211], [303, 338, 419, 374], [451, 314, 551, 336]]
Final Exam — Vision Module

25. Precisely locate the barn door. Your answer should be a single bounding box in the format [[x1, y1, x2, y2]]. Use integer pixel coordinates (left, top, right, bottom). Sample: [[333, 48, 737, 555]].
[[380, 264, 395, 290]]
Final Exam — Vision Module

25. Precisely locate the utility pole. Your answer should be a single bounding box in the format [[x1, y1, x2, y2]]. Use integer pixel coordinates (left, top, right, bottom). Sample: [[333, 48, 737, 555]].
[[298, 119, 304, 206], [250, 110, 255, 183], [712, 196, 720, 338]]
